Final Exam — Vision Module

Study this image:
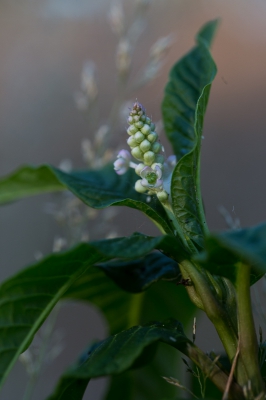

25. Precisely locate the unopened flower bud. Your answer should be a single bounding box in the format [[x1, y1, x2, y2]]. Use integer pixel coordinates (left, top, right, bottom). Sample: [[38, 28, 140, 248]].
[[140, 139, 151, 152], [127, 125, 138, 135], [148, 132, 157, 143], [145, 117, 151, 125], [127, 116, 134, 124], [151, 142, 161, 153], [131, 146, 144, 160], [135, 163, 145, 176], [141, 124, 151, 135], [127, 136, 138, 148], [135, 121, 144, 129], [144, 151, 155, 165], [157, 190, 168, 202], [134, 132, 145, 143], [135, 179, 147, 193], [150, 122, 155, 131], [155, 154, 164, 164]]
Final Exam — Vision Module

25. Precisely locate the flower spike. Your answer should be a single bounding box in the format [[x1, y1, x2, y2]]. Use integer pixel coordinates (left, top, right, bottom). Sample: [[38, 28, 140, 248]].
[[114, 102, 177, 203]]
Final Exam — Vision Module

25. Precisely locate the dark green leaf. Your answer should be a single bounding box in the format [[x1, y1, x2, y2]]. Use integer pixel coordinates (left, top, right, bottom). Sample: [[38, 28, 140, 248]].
[[97, 252, 179, 293], [0, 232, 188, 388], [53, 280, 197, 400], [195, 222, 266, 285], [0, 164, 173, 234], [162, 20, 218, 159], [162, 20, 218, 250], [0, 244, 106, 388], [46, 319, 190, 400]]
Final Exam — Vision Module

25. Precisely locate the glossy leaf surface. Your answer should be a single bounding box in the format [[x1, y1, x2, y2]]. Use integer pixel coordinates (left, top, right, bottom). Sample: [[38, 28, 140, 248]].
[[195, 222, 266, 285], [98, 252, 179, 293], [162, 20, 218, 250], [47, 319, 189, 400], [0, 164, 173, 234], [0, 232, 187, 388]]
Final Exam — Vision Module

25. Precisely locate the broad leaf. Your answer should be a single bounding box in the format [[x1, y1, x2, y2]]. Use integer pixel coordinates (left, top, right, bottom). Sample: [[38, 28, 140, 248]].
[[0, 232, 187, 388], [162, 19, 218, 160], [195, 222, 266, 285], [162, 20, 219, 250], [97, 252, 179, 293], [0, 164, 173, 234], [56, 280, 197, 400], [46, 319, 190, 400]]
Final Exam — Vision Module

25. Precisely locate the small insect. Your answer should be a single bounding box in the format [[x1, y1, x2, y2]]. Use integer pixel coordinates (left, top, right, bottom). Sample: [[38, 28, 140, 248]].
[[176, 278, 192, 287]]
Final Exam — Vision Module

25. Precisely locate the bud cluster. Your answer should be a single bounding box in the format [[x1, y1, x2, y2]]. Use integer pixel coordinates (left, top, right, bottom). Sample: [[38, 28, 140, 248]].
[[114, 102, 177, 203], [127, 102, 164, 167]]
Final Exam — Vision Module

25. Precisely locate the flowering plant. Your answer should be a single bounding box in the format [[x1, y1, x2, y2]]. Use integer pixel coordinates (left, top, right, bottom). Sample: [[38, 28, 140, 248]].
[[1, 20, 266, 400]]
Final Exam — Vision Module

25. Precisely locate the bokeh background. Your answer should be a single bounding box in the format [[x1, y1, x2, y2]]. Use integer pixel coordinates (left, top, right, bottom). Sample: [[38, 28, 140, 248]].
[[1, 0, 266, 398]]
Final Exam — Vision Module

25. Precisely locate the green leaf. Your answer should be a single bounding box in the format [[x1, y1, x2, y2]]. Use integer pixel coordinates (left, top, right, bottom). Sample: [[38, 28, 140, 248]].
[[0, 164, 173, 234], [195, 222, 266, 285], [46, 319, 190, 400], [0, 232, 188, 388], [162, 20, 218, 250], [54, 280, 197, 400], [162, 20, 218, 159], [97, 252, 179, 293]]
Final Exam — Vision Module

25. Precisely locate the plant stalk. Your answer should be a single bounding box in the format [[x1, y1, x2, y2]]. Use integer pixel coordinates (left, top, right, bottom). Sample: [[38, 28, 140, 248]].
[[179, 260, 248, 384], [178, 341, 245, 399], [235, 263, 265, 397]]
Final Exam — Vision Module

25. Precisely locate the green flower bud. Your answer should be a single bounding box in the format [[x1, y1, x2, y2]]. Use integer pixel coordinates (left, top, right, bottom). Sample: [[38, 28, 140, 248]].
[[144, 151, 155, 165], [134, 115, 140, 122], [145, 117, 151, 125], [141, 124, 151, 135], [140, 115, 146, 122], [127, 116, 134, 125], [155, 154, 164, 164], [127, 125, 138, 135], [157, 190, 168, 202], [148, 132, 158, 143], [135, 163, 145, 176], [135, 179, 147, 193], [150, 122, 155, 131], [151, 142, 161, 153], [127, 136, 138, 148], [135, 121, 144, 129], [131, 146, 143, 160], [134, 131, 145, 143], [140, 139, 151, 152]]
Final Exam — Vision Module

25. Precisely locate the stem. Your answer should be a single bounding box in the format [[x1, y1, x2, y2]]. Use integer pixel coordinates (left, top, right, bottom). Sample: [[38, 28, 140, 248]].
[[235, 263, 265, 396], [179, 260, 248, 384], [178, 341, 245, 399], [180, 260, 238, 359]]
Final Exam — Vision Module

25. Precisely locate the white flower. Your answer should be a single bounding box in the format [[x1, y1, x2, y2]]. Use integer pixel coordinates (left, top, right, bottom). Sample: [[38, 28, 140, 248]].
[[114, 150, 131, 175], [140, 165, 163, 189]]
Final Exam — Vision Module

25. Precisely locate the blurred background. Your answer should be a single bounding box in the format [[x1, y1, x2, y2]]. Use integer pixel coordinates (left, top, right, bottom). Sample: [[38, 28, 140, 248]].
[[1, 0, 266, 398]]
